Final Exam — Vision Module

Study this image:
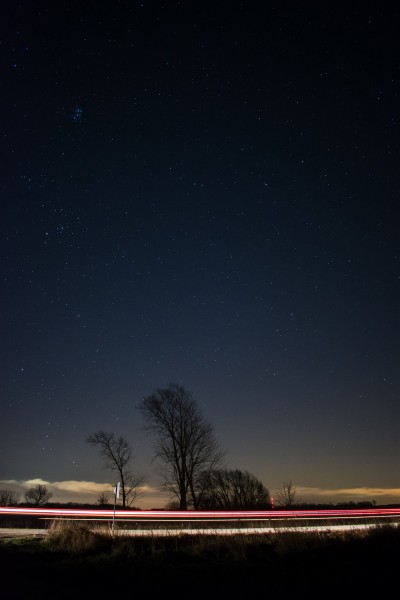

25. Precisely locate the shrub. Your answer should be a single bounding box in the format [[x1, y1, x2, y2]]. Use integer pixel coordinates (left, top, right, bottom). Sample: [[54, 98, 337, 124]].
[[45, 520, 111, 555]]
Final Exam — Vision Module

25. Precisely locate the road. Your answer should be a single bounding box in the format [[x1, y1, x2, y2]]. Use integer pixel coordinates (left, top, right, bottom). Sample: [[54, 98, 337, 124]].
[[0, 528, 47, 539], [1, 506, 399, 537]]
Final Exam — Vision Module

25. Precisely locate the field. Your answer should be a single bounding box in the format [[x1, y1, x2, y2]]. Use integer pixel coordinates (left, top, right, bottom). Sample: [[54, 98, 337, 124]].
[[0, 521, 398, 599]]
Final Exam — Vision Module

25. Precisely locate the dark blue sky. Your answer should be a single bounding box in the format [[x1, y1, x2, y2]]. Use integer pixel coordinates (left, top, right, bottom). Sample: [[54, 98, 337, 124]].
[[1, 2, 399, 506]]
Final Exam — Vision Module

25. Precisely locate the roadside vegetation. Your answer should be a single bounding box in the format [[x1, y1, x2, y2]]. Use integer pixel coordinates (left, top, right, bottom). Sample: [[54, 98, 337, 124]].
[[1, 522, 399, 596], [43, 519, 400, 558]]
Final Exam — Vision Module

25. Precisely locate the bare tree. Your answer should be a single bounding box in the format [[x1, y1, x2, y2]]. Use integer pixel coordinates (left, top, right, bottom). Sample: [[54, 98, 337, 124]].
[[197, 468, 271, 510], [275, 481, 299, 507], [24, 484, 52, 506], [138, 383, 223, 510], [87, 431, 144, 508], [96, 491, 112, 506], [0, 488, 20, 506]]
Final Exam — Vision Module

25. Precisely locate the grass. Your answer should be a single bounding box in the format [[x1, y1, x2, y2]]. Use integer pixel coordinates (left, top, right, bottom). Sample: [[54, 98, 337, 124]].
[[1, 522, 399, 598]]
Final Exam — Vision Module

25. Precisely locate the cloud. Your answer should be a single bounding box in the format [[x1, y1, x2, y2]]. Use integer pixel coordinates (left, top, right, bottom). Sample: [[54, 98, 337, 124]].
[[51, 481, 110, 494], [0, 478, 108, 495], [0, 479, 163, 506], [296, 486, 400, 500]]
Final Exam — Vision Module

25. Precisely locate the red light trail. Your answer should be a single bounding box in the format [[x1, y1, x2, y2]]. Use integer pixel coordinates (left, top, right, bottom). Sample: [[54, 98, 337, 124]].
[[1, 507, 400, 520]]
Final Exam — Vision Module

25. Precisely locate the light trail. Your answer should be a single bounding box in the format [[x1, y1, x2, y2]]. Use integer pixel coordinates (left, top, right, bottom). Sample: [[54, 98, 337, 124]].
[[1, 507, 399, 537], [1, 506, 400, 520]]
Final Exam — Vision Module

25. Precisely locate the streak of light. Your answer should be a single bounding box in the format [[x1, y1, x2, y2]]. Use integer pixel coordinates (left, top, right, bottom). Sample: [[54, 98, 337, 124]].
[[1, 507, 400, 519]]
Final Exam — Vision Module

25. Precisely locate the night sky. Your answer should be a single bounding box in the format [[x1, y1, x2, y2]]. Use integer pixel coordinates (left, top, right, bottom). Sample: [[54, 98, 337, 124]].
[[1, 2, 399, 507]]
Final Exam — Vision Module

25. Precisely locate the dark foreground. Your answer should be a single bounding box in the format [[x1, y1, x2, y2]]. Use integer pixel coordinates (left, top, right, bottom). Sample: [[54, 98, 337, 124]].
[[1, 525, 398, 599]]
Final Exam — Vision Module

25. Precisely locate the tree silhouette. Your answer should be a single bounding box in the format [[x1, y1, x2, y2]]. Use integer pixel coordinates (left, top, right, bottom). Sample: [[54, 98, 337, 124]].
[[24, 484, 52, 506], [138, 383, 223, 509], [87, 430, 144, 508], [197, 468, 271, 510]]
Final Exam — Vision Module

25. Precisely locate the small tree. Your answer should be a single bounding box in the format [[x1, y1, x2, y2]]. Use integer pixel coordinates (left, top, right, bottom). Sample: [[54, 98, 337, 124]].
[[96, 491, 111, 506], [24, 484, 52, 506], [87, 430, 144, 508], [0, 488, 20, 506], [275, 481, 299, 507], [197, 468, 271, 510]]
